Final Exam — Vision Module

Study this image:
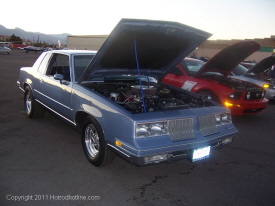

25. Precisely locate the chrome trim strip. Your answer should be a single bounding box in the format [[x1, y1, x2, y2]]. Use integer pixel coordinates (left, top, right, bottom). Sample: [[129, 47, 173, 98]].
[[34, 89, 73, 111], [108, 144, 130, 158], [121, 131, 237, 153], [18, 86, 24, 92], [36, 99, 76, 126], [110, 133, 236, 158]]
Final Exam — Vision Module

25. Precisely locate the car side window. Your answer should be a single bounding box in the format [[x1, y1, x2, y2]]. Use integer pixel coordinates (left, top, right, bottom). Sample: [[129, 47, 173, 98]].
[[168, 66, 184, 76], [34, 53, 46, 73], [46, 54, 71, 82], [37, 53, 52, 74]]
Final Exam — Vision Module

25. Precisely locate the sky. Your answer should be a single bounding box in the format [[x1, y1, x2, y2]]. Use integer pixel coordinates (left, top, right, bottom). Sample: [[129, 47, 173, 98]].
[[1, 0, 275, 40]]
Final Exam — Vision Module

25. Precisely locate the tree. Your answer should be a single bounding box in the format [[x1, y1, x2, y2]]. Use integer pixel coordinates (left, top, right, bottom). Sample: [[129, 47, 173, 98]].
[[10, 34, 22, 44]]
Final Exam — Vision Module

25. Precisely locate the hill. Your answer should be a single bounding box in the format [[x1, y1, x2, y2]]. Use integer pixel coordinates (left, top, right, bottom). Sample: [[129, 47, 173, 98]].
[[0, 25, 71, 45]]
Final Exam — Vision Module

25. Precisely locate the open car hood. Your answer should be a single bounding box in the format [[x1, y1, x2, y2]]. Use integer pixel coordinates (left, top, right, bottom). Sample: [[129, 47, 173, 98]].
[[245, 55, 275, 75], [79, 18, 211, 83], [194, 41, 260, 77]]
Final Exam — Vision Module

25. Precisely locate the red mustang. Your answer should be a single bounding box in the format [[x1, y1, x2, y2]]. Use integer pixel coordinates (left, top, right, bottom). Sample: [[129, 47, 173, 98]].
[[163, 41, 268, 116]]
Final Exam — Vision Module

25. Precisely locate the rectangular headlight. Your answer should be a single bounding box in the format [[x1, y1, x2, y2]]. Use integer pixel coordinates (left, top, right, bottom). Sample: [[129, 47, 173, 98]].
[[136, 121, 168, 138]]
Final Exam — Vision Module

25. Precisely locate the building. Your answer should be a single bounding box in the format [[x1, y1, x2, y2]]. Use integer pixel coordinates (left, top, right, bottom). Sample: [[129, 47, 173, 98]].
[[67, 35, 275, 62], [67, 35, 108, 50]]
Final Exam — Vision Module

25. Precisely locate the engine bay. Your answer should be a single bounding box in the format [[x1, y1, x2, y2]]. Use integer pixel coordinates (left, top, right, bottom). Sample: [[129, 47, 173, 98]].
[[201, 73, 265, 91], [83, 79, 213, 114]]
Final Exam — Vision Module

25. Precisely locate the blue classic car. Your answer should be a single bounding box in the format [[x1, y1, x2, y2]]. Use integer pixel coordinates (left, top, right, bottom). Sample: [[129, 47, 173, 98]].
[[17, 19, 238, 166]]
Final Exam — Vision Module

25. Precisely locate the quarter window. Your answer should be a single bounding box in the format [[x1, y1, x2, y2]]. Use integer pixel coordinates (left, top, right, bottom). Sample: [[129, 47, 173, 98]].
[[37, 53, 51, 74]]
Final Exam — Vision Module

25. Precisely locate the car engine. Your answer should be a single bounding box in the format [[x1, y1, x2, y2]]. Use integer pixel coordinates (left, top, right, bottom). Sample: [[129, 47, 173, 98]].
[[84, 81, 211, 114]]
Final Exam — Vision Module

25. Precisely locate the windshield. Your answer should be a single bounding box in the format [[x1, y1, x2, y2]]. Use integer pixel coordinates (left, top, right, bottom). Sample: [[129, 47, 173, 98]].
[[232, 64, 248, 75], [74, 55, 95, 81], [180, 59, 205, 76]]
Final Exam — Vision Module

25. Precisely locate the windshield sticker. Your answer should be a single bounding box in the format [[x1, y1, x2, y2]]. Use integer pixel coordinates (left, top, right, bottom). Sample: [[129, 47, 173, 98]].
[[182, 81, 197, 91]]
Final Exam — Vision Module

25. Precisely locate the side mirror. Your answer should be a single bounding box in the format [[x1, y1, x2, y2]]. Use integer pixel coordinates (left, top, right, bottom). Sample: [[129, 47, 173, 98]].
[[54, 74, 64, 84]]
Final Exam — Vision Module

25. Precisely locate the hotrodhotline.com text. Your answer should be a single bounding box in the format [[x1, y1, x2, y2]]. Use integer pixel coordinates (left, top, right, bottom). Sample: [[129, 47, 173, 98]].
[[6, 194, 100, 202]]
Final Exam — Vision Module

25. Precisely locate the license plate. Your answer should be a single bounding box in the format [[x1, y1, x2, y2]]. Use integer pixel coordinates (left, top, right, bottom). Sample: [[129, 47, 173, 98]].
[[192, 146, 211, 162]]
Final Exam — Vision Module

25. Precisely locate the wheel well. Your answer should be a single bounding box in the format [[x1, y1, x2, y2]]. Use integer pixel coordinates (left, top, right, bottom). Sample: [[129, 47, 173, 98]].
[[197, 89, 215, 95], [23, 83, 31, 90], [197, 89, 220, 103], [75, 111, 100, 132]]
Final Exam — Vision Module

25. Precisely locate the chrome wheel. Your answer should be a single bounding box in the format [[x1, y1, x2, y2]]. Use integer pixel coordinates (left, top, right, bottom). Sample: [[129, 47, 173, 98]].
[[24, 86, 45, 119], [81, 117, 114, 167], [84, 124, 100, 159]]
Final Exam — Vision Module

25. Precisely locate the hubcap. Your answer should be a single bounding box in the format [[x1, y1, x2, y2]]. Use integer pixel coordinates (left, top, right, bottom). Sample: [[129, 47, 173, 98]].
[[85, 124, 100, 159]]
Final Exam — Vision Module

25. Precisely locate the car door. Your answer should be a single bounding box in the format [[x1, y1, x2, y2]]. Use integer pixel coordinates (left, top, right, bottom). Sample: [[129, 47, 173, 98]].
[[36, 53, 74, 121]]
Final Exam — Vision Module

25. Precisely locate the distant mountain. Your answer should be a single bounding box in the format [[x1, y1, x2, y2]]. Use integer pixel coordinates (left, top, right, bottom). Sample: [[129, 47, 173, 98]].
[[0, 25, 71, 45]]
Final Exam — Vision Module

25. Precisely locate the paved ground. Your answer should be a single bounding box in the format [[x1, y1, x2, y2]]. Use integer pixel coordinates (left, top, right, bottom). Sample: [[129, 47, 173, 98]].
[[0, 50, 275, 206]]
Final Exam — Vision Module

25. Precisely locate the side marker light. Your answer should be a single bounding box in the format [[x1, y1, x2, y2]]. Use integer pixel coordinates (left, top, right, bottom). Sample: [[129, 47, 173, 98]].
[[115, 140, 123, 147]]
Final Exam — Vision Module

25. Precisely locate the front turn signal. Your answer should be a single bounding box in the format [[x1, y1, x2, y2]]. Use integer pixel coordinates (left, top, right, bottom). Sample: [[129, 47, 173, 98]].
[[263, 84, 269, 89]]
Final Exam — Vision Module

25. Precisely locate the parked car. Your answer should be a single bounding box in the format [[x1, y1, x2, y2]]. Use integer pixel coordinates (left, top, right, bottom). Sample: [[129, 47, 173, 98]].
[[23, 46, 44, 53], [230, 55, 275, 100], [240, 61, 256, 69], [163, 41, 268, 116], [0, 44, 11, 54], [17, 19, 238, 167]]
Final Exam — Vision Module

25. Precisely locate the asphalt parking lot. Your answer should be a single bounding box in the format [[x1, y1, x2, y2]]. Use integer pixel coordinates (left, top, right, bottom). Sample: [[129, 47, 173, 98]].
[[0, 50, 275, 206]]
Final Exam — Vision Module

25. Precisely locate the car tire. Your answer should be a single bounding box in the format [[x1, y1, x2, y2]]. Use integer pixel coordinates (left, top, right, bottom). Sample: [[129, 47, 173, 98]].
[[81, 117, 114, 167], [24, 86, 45, 119], [198, 90, 219, 103]]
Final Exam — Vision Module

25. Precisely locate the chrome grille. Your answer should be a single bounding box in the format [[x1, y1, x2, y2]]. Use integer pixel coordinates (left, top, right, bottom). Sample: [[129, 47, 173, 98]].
[[245, 90, 264, 100], [168, 118, 195, 141], [199, 115, 218, 136]]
